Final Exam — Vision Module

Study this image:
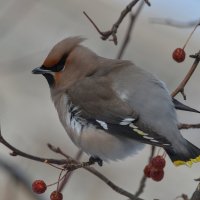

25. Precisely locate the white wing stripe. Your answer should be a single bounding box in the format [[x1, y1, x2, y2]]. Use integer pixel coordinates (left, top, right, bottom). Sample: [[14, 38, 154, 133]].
[[96, 120, 108, 130], [120, 118, 135, 125]]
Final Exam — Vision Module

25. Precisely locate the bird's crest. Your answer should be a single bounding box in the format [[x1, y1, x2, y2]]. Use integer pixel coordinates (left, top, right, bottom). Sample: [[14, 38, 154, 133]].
[[43, 36, 85, 68]]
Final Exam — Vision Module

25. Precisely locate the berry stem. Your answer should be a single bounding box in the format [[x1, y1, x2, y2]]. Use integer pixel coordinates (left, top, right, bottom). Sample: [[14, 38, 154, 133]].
[[157, 147, 162, 156], [162, 152, 167, 159], [182, 21, 200, 50], [46, 171, 70, 188], [57, 169, 64, 192], [45, 161, 64, 170]]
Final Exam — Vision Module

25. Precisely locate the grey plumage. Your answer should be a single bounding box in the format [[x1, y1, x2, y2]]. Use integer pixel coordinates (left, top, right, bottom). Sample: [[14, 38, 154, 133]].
[[32, 37, 200, 166]]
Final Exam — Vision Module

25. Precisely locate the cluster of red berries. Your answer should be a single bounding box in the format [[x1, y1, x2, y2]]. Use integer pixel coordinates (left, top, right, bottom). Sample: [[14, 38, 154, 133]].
[[172, 22, 199, 63], [143, 155, 166, 182], [32, 180, 63, 200]]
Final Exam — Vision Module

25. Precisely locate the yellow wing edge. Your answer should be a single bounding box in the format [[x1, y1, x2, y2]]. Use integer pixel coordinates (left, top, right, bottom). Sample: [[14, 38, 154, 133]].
[[173, 155, 200, 167]]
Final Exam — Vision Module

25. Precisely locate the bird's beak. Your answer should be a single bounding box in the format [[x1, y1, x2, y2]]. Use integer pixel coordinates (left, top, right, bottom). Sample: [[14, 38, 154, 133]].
[[32, 67, 51, 74]]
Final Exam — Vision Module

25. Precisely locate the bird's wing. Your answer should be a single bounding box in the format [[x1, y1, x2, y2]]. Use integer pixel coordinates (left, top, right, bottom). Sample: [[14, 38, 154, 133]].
[[68, 77, 171, 147], [68, 76, 138, 124]]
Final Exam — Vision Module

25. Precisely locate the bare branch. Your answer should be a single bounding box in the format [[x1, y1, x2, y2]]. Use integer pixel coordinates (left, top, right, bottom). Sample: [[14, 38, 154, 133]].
[[117, 1, 145, 59], [0, 129, 67, 165], [85, 166, 143, 200], [134, 176, 147, 200], [134, 146, 155, 199], [83, 0, 150, 45], [178, 123, 200, 130], [171, 51, 200, 99], [58, 150, 83, 192]]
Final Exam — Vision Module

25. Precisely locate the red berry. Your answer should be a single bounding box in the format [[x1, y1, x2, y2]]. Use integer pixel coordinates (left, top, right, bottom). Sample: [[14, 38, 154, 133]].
[[32, 180, 47, 194], [143, 164, 152, 178], [172, 48, 186, 63], [50, 191, 63, 200], [151, 156, 166, 169], [150, 168, 164, 182]]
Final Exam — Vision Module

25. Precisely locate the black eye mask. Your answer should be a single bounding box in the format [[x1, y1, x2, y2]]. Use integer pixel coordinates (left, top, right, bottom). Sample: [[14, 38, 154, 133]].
[[41, 54, 67, 72]]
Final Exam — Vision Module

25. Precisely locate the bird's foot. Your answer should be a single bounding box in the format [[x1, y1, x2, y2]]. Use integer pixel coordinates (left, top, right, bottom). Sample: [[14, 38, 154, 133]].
[[89, 156, 103, 166]]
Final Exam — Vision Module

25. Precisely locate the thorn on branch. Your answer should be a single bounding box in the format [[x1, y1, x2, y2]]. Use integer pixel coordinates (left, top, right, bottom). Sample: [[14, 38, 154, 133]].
[[180, 89, 187, 100], [190, 50, 200, 60], [10, 151, 18, 156], [47, 143, 59, 152]]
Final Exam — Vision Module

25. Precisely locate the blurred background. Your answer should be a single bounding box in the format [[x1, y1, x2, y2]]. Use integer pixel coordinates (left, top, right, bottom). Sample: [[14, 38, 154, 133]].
[[0, 0, 200, 199]]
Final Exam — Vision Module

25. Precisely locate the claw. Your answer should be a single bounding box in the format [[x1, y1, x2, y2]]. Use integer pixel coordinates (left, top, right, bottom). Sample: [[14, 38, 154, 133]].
[[89, 156, 103, 166]]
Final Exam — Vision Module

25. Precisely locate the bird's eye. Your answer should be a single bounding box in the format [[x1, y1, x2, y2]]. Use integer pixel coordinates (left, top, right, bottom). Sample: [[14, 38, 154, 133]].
[[52, 62, 65, 72], [42, 55, 66, 72], [51, 56, 66, 72]]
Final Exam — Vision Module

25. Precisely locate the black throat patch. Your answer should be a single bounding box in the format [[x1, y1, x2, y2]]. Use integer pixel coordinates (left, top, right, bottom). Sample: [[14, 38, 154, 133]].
[[43, 73, 55, 87]]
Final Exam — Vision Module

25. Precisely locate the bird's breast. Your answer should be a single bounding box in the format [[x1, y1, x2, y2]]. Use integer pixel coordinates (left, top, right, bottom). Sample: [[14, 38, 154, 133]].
[[52, 94, 87, 146]]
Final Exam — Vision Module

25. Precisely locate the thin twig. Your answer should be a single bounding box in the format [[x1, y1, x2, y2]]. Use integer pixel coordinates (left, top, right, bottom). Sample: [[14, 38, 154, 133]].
[[0, 130, 67, 165], [178, 123, 200, 130], [47, 144, 71, 159], [148, 146, 155, 163], [47, 147, 94, 171], [133, 146, 155, 199], [83, 0, 150, 45], [58, 150, 83, 192], [171, 51, 200, 99], [134, 175, 147, 200], [117, 1, 145, 59], [182, 22, 200, 49], [85, 166, 143, 200]]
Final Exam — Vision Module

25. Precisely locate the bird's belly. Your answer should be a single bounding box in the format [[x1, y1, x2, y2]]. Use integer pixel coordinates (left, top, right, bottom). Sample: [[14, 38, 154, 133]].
[[78, 126, 145, 161], [62, 115, 144, 161]]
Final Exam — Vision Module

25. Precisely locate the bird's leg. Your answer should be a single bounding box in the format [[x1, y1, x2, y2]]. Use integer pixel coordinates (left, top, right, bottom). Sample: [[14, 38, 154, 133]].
[[89, 156, 103, 166]]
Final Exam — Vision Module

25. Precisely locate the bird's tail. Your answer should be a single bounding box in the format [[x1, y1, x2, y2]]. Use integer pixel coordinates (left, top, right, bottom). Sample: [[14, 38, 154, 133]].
[[164, 140, 200, 167]]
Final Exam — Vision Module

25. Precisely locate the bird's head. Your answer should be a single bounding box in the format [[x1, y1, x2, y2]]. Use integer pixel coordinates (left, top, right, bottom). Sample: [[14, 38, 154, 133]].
[[32, 36, 97, 91]]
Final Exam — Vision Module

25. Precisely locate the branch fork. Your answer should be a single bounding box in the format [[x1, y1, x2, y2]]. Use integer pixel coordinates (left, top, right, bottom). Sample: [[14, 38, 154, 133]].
[[83, 0, 150, 45]]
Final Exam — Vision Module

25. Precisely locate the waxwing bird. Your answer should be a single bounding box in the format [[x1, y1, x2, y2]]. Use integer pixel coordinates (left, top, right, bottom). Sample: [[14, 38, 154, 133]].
[[32, 37, 200, 166]]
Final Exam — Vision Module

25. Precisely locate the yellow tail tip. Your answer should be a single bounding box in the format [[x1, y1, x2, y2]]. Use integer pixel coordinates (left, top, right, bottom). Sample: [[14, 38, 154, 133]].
[[173, 155, 200, 167]]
